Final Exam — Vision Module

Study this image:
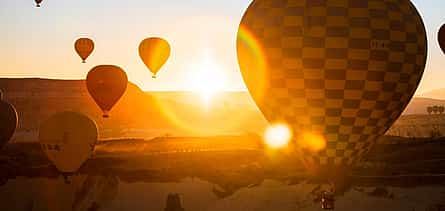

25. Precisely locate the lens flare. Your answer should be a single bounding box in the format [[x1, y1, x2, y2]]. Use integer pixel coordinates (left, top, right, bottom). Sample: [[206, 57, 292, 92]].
[[264, 124, 292, 149], [300, 132, 327, 153], [237, 25, 268, 102]]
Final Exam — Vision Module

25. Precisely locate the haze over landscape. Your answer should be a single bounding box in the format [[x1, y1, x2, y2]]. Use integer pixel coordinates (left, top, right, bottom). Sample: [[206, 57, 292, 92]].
[[1, 78, 445, 143]]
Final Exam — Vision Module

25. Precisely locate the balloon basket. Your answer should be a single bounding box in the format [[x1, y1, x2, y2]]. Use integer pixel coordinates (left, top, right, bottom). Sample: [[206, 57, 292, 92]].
[[36, 4, 40, 7], [152, 75, 157, 79], [82, 60, 86, 63], [103, 114, 110, 118]]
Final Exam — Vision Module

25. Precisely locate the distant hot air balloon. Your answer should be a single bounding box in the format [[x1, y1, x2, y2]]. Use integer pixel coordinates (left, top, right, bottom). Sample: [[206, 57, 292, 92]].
[[75, 38, 95, 63], [438, 24, 445, 55], [86, 65, 128, 118], [0, 90, 18, 148], [39, 111, 98, 173], [237, 0, 427, 178], [139, 37, 171, 78], [35, 0, 43, 7]]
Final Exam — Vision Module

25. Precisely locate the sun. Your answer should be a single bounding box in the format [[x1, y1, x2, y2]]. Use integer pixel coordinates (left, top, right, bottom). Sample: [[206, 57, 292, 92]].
[[187, 54, 227, 105], [264, 124, 292, 149]]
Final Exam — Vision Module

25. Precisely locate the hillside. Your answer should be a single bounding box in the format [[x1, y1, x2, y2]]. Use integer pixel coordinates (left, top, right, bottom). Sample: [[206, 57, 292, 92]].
[[398, 87, 445, 114], [402, 97, 445, 115], [419, 88, 445, 100], [3, 78, 445, 141], [386, 114, 445, 138], [0, 78, 267, 142], [0, 78, 174, 141]]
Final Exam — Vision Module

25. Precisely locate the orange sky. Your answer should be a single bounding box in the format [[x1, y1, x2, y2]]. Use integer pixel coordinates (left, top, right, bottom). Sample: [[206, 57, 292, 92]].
[[0, 0, 445, 94]]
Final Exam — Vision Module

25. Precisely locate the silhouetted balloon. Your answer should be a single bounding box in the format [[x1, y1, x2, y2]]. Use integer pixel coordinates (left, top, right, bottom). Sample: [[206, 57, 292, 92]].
[[438, 24, 445, 54], [35, 0, 42, 7], [86, 65, 128, 118], [39, 111, 98, 173], [237, 0, 427, 177], [75, 38, 95, 63], [0, 91, 18, 148], [139, 37, 171, 78]]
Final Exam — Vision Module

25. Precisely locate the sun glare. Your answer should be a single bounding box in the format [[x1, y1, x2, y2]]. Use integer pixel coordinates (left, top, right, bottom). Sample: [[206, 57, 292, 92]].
[[300, 132, 327, 153], [187, 54, 227, 105], [264, 124, 292, 149]]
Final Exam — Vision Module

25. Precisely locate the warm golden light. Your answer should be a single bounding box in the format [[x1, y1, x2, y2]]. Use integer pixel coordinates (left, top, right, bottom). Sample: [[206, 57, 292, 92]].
[[264, 124, 292, 149], [187, 53, 227, 105], [300, 132, 327, 153]]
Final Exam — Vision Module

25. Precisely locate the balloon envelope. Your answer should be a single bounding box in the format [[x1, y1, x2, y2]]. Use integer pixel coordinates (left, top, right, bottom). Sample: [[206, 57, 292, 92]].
[[237, 0, 427, 176], [139, 37, 171, 78], [75, 38, 95, 63], [0, 95, 18, 148], [438, 24, 445, 54], [39, 111, 98, 173], [35, 0, 42, 7], [86, 65, 128, 118]]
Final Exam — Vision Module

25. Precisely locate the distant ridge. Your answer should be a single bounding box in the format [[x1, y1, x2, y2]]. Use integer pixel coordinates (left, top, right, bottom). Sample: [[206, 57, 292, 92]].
[[3, 77, 444, 141], [419, 88, 445, 100], [0, 78, 267, 142], [0, 78, 173, 142], [402, 97, 445, 115]]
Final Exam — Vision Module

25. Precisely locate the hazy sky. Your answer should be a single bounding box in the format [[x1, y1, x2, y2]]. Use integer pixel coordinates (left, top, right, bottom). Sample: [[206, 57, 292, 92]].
[[0, 0, 444, 94]]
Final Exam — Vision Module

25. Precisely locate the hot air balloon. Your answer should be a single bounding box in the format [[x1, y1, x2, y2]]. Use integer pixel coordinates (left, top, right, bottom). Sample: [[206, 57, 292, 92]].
[[438, 24, 445, 55], [237, 0, 427, 179], [86, 65, 128, 118], [35, 0, 43, 7], [139, 37, 171, 78], [0, 90, 18, 148], [75, 38, 95, 63], [39, 112, 98, 173]]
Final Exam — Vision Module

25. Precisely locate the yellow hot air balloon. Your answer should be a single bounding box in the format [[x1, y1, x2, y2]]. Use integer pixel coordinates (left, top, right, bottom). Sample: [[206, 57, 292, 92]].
[[237, 0, 427, 178], [139, 37, 171, 78], [39, 112, 98, 173], [75, 38, 95, 63]]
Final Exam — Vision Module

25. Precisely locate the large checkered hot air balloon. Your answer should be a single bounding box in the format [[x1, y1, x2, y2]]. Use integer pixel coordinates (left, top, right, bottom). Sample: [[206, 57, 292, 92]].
[[237, 0, 427, 177]]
